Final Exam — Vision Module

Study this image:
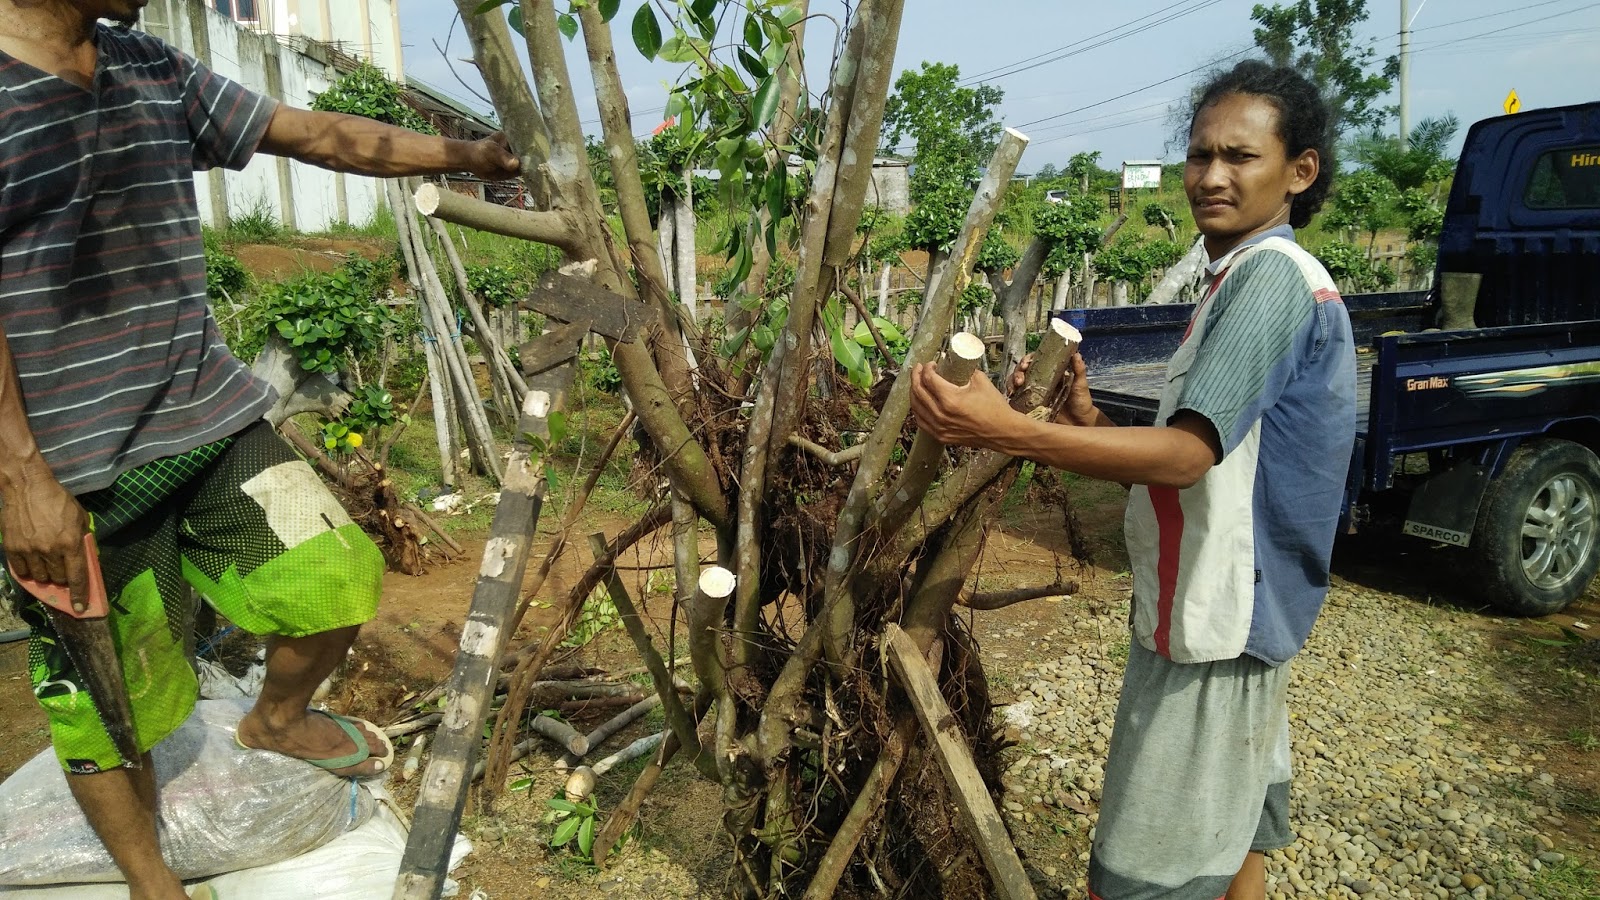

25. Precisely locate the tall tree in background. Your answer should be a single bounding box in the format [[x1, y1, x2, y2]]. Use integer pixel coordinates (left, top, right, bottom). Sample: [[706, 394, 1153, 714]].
[[1250, 0, 1396, 136], [882, 61, 1004, 202]]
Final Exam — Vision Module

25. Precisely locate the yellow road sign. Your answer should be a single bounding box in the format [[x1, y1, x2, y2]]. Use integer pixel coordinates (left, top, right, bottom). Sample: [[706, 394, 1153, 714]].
[[1505, 89, 1521, 115]]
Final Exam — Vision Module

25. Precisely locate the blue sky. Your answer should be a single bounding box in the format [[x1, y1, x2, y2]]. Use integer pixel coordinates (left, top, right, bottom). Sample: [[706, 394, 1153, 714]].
[[396, 0, 1600, 172]]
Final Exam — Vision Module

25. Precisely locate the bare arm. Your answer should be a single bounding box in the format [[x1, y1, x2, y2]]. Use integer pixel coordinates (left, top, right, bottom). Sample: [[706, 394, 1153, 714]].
[[0, 325, 90, 608], [910, 362, 1220, 489], [257, 106, 521, 181]]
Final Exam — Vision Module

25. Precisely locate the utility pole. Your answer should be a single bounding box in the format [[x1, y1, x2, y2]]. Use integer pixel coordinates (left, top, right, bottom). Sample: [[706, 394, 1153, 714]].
[[1399, 0, 1430, 148], [1399, 0, 1411, 147]]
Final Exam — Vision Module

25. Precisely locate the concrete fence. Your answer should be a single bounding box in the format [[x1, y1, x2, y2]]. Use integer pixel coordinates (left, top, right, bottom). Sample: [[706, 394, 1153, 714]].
[[139, 0, 388, 233]]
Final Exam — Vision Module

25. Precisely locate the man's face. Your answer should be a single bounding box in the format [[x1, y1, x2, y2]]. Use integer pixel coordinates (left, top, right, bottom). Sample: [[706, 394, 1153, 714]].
[[81, 0, 148, 26], [1184, 93, 1317, 258]]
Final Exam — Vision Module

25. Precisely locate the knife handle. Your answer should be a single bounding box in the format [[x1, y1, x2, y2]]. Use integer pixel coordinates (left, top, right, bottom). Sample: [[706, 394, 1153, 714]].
[[7, 533, 109, 619]]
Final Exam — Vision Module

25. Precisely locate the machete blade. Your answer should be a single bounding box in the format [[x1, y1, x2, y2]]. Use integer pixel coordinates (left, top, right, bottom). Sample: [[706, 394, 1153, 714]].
[[43, 608, 142, 768]]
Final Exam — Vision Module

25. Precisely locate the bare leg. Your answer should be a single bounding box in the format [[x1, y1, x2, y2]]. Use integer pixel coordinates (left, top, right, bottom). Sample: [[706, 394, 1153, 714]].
[[65, 752, 188, 900], [235, 625, 386, 777], [1225, 851, 1266, 900]]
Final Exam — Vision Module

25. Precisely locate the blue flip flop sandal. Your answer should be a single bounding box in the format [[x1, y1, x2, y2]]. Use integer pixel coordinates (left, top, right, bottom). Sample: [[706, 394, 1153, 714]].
[[235, 711, 394, 775]]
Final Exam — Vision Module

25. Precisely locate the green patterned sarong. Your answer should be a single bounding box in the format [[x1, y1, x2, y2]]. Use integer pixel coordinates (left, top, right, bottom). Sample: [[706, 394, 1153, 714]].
[[8, 422, 383, 773]]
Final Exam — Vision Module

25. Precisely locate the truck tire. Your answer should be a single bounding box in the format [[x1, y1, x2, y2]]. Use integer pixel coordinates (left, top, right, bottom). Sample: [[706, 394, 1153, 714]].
[[1471, 439, 1600, 616]]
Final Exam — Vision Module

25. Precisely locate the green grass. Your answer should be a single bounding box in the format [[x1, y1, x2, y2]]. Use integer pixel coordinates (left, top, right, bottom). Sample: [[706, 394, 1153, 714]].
[[314, 203, 400, 241], [1527, 858, 1600, 899], [221, 195, 288, 244]]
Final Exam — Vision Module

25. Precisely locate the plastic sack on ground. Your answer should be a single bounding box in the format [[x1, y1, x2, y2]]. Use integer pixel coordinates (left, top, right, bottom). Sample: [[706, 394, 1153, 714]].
[[0, 698, 375, 886], [0, 797, 474, 899]]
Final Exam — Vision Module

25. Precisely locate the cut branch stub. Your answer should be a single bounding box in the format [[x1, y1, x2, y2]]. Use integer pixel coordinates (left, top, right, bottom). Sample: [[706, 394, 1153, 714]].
[[521, 272, 656, 342], [1010, 319, 1081, 413], [414, 183, 580, 255], [873, 332, 986, 537]]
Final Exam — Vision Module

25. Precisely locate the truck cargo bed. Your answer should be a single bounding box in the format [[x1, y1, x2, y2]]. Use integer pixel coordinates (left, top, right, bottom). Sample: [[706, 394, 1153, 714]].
[[1091, 353, 1378, 435]]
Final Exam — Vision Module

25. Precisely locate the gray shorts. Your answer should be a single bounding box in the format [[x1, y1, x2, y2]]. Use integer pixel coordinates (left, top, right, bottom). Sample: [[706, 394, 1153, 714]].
[[1087, 636, 1293, 900]]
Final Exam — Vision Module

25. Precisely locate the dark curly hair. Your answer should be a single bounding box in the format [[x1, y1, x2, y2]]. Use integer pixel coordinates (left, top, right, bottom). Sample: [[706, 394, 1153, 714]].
[[1190, 60, 1334, 229]]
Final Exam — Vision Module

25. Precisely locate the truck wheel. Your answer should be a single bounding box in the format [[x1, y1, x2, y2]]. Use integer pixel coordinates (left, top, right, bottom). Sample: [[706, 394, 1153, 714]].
[[1472, 439, 1600, 616]]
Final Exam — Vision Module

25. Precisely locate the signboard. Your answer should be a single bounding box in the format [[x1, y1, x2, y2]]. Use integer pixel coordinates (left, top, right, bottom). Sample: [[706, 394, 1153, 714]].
[[1121, 161, 1162, 190], [1504, 89, 1520, 115]]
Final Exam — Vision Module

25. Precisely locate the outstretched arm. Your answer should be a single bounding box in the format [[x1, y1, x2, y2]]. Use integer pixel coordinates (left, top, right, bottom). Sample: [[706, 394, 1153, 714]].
[[0, 326, 90, 610], [910, 361, 1219, 489], [258, 106, 521, 181]]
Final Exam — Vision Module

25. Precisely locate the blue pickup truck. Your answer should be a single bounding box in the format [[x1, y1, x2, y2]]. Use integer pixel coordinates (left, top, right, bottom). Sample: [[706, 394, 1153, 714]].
[[1063, 102, 1600, 617]]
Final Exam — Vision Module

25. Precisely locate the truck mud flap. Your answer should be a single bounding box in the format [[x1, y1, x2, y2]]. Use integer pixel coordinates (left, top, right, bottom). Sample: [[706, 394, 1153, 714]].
[[1402, 462, 1490, 547]]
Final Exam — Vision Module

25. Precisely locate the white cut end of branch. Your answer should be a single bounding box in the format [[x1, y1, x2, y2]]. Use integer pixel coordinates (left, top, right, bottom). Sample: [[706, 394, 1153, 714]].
[[414, 182, 441, 216], [948, 332, 986, 361], [563, 766, 598, 802], [1051, 319, 1082, 343], [698, 567, 737, 599], [1004, 126, 1030, 144], [522, 390, 552, 418]]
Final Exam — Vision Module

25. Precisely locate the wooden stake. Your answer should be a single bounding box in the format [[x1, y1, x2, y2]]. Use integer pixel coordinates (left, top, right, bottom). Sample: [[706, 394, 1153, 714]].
[[883, 625, 1037, 900], [393, 382, 567, 900]]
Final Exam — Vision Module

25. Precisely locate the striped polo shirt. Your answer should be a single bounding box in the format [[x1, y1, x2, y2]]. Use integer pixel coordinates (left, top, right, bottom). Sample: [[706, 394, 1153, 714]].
[[1, 24, 278, 495], [1123, 225, 1356, 666]]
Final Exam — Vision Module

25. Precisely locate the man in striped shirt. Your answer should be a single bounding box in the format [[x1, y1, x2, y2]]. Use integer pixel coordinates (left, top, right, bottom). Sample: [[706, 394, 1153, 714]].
[[912, 61, 1354, 899], [0, 1, 517, 897]]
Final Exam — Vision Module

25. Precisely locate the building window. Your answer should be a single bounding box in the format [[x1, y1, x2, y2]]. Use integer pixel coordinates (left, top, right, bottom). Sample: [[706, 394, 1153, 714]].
[[211, 0, 259, 23]]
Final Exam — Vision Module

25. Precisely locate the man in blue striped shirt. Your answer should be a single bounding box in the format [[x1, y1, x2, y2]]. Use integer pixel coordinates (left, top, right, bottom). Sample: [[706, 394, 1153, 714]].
[[0, 2, 518, 897], [914, 61, 1354, 899]]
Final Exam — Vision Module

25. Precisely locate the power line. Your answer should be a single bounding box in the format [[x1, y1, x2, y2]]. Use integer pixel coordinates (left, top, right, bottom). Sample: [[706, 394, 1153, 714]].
[[1403, 1, 1599, 49], [961, 0, 1229, 86], [1409, 0, 1583, 34], [1014, 48, 1250, 130]]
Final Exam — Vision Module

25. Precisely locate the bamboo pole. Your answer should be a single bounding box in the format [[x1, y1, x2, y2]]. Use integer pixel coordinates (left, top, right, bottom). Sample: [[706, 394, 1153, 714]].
[[403, 192, 502, 481]]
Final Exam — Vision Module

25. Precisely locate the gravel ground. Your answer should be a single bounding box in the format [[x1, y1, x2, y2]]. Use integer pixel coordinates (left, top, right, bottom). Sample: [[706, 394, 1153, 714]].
[[991, 582, 1595, 899]]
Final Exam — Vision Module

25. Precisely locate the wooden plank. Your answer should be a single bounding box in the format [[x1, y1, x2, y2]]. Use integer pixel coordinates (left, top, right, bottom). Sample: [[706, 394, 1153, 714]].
[[521, 272, 656, 341], [516, 319, 590, 377], [883, 624, 1038, 900], [392, 365, 574, 900]]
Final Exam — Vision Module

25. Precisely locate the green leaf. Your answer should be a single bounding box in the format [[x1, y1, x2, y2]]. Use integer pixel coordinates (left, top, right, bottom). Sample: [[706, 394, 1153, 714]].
[[659, 34, 709, 64], [578, 815, 596, 857], [557, 11, 578, 39], [729, 238, 753, 287], [751, 74, 779, 127], [547, 410, 569, 445], [507, 2, 524, 32], [736, 48, 768, 81], [598, 0, 620, 21], [742, 14, 764, 51], [720, 325, 751, 357], [474, 0, 510, 13], [775, 3, 804, 29], [751, 323, 775, 353], [547, 797, 579, 813], [509, 776, 534, 792], [551, 816, 581, 847], [690, 0, 716, 22], [631, 4, 662, 59]]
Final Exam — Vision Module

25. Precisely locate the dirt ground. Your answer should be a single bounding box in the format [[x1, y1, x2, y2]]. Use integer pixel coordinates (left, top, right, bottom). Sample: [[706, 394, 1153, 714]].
[[1, 477, 1595, 898]]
